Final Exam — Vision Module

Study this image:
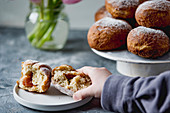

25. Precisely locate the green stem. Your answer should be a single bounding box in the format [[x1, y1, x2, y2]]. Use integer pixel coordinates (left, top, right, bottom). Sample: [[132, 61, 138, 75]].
[[31, 22, 51, 46], [27, 23, 41, 41], [31, 0, 53, 46], [27, 0, 44, 42], [37, 23, 56, 48], [40, 0, 44, 19]]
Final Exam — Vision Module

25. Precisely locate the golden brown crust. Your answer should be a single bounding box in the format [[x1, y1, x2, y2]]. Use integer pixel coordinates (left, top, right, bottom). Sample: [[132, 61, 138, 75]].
[[135, 0, 170, 28], [127, 26, 169, 58], [17, 60, 52, 93], [87, 17, 132, 50], [52, 65, 75, 75], [95, 6, 113, 22], [105, 0, 147, 19]]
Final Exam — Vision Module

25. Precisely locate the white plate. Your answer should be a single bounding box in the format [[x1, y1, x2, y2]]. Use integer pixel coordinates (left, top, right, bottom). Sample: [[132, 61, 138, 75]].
[[13, 84, 92, 111]]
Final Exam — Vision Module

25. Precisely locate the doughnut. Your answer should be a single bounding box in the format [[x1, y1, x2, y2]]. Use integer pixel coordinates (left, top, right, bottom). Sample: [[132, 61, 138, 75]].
[[95, 6, 138, 28], [17, 60, 52, 93], [51, 65, 91, 96], [87, 17, 132, 50], [127, 26, 169, 58], [95, 6, 113, 22], [135, 0, 170, 28], [105, 0, 147, 19]]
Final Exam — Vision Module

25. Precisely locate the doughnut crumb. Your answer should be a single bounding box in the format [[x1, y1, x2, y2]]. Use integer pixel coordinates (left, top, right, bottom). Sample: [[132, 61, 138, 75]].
[[51, 65, 92, 96]]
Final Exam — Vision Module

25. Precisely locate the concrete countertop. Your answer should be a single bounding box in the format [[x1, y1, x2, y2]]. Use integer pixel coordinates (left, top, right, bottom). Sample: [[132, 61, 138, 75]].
[[0, 27, 121, 113]]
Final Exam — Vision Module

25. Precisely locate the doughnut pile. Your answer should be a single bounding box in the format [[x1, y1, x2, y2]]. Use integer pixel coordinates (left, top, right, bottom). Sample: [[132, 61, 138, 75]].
[[88, 0, 170, 58], [17, 60, 92, 95]]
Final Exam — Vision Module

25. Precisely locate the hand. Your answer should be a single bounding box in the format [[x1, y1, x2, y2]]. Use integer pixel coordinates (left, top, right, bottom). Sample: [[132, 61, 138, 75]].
[[73, 66, 112, 100]]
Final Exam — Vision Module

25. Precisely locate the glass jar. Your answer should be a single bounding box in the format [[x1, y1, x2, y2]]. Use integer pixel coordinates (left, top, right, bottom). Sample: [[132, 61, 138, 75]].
[[25, 1, 69, 50]]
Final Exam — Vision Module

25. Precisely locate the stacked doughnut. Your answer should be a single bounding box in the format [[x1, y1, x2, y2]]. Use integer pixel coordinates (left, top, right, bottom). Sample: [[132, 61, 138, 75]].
[[88, 0, 170, 58]]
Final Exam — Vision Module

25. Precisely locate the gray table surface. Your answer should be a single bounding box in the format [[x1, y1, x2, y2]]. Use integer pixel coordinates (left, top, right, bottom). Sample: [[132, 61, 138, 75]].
[[0, 27, 121, 113]]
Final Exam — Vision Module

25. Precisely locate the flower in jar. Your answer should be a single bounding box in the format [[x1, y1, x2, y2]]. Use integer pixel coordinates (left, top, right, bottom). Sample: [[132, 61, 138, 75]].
[[27, 0, 83, 49]]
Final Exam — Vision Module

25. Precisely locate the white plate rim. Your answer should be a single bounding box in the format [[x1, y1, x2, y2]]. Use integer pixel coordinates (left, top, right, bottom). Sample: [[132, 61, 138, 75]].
[[13, 84, 93, 111]]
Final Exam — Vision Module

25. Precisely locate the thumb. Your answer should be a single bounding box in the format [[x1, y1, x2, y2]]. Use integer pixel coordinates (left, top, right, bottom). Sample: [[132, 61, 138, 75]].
[[73, 85, 93, 100]]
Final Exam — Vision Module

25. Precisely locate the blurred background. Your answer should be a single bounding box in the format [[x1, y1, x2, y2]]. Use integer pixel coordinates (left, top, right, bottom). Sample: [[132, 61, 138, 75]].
[[0, 0, 104, 30]]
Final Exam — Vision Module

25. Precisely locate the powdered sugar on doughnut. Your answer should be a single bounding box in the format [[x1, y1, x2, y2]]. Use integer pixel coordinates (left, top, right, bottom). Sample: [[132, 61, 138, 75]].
[[132, 26, 168, 38], [136, 0, 170, 14], [95, 17, 132, 31], [107, 0, 140, 8]]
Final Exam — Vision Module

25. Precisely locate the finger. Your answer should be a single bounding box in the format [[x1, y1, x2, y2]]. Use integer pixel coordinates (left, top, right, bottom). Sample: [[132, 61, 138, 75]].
[[76, 69, 83, 73], [76, 66, 93, 75], [73, 85, 94, 100]]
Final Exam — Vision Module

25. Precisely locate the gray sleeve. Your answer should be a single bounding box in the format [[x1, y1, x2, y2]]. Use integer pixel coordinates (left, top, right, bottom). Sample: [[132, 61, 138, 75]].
[[101, 71, 170, 113]]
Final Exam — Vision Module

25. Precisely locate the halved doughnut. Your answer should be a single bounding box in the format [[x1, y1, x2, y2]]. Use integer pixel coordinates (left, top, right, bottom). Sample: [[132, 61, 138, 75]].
[[17, 60, 52, 93], [51, 65, 92, 96]]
